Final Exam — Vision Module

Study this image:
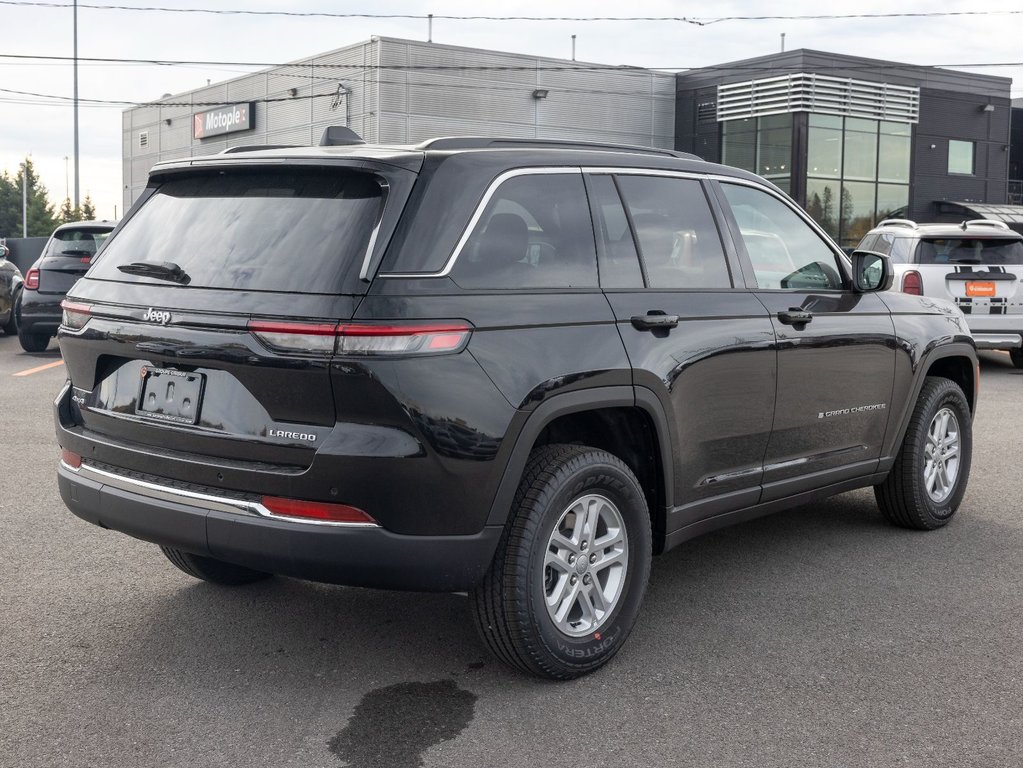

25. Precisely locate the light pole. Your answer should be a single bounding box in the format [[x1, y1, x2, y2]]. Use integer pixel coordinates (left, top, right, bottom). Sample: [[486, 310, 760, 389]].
[[21, 162, 28, 237], [73, 0, 80, 210], [64, 156, 69, 203]]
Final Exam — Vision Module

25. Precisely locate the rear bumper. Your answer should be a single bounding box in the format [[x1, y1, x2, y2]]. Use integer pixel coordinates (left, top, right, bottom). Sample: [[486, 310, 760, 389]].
[[964, 315, 1023, 350], [57, 460, 502, 592], [18, 291, 62, 336]]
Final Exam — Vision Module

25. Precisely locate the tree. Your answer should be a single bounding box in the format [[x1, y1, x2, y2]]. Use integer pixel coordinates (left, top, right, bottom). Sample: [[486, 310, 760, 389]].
[[0, 159, 58, 237], [59, 197, 80, 223], [81, 195, 97, 221]]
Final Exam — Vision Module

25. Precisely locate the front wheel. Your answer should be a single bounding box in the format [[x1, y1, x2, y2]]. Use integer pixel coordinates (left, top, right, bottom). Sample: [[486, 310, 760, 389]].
[[875, 377, 972, 530], [18, 327, 50, 352], [471, 444, 652, 679]]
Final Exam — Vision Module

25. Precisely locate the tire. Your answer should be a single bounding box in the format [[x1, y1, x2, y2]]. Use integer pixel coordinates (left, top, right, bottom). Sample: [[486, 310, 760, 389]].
[[875, 377, 972, 530], [160, 546, 272, 586], [18, 327, 50, 352], [1010, 348, 1023, 370], [2, 289, 18, 336], [471, 444, 652, 680]]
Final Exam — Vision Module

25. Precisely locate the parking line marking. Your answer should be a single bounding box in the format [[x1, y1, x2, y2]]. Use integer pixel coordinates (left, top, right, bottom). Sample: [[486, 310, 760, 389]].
[[12, 359, 65, 377]]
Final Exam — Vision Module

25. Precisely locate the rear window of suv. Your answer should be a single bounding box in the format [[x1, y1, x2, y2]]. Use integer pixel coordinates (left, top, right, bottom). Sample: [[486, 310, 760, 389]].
[[46, 228, 112, 258], [916, 237, 1023, 265], [90, 168, 382, 293]]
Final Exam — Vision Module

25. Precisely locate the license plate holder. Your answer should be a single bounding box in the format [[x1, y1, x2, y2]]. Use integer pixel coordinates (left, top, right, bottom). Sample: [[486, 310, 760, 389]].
[[965, 281, 996, 297], [136, 367, 205, 425]]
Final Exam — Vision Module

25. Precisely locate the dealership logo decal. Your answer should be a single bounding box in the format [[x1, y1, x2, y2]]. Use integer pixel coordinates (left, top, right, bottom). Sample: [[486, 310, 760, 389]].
[[193, 102, 254, 139]]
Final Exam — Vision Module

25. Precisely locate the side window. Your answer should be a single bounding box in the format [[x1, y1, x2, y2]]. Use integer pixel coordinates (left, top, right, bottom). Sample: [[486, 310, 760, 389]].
[[452, 173, 598, 289], [871, 232, 894, 256], [721, 183, 845, 291], [616, 176, 732, 289], [889, 237, 912, 264], [586, 175, 643, 289], [858, 233, 879, 252]]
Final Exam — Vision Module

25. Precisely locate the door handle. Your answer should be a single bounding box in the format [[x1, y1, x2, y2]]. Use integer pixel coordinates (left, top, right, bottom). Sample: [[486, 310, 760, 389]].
[[777, 308, 813, 326], [631, 312, 680, 331]]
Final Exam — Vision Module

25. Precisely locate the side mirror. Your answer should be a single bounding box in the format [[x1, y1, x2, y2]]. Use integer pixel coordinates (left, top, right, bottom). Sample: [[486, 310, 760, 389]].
[[851, 250, 894, 293]]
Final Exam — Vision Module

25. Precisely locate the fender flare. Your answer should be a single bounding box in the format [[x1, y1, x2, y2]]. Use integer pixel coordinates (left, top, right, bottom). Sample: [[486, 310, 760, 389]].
[[881, 339, 977, 465], [484, 386, 675, 527]]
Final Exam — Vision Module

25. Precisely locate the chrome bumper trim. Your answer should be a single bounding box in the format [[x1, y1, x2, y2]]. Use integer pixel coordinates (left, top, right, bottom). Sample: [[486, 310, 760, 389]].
[[972, 333, 1022, 350], [61, 460, 379, 528]]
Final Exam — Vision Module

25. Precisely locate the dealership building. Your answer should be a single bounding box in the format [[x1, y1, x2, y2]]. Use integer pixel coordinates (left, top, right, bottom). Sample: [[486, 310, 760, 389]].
[[123, 38, 1023, 244]]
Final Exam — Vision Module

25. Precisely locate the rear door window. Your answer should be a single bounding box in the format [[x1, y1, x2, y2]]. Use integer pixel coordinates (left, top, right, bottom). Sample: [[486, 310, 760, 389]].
[[90, 169, 383, 293], [915, 238, 1023, 265], [615, 175, 732, 289]]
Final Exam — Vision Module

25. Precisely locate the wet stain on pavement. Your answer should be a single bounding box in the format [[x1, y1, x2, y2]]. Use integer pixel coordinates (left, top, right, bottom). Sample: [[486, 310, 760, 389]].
[[329, 679, 477, 767]]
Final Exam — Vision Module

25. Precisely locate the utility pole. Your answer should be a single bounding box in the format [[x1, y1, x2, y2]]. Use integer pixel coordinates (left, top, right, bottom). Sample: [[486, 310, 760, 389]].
[[21, 163, 28, 237], [73, 0, 80, 209]]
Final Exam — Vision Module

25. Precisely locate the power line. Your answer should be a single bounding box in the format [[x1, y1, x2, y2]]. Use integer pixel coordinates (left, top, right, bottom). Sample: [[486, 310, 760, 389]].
[[4, 52, 1023, 74], [1, 1, 1022, 25]]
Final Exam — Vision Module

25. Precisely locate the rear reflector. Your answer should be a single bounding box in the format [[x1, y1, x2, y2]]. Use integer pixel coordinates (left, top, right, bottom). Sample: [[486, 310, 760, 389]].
[[25, 268, 40, 290], [261, 496, 377, 525], [61, 449, 82, 469], [248, 319, 471, 356], [60, 299, 93, 330]]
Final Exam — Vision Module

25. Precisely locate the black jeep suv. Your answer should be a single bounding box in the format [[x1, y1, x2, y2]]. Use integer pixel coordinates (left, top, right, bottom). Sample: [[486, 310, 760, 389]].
[[55, 133, 977, 679]]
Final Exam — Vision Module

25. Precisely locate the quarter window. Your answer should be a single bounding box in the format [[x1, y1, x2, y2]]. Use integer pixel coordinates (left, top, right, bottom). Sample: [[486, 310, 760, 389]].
[[452, 173, 598, 289], [615, 176, 732, 289], [721, 183, 845, 291]]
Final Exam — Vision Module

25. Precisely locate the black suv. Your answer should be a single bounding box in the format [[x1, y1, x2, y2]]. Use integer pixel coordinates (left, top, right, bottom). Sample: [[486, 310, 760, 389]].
[[55, 133, 977, 679]]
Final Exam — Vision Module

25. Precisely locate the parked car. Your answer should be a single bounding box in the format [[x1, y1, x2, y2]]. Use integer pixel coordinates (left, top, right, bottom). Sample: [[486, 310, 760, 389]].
[[18, 221, 116, 352], [55, 132, 977, 679], [857, 218, 1023, 368], [0, 242, 23, 336]]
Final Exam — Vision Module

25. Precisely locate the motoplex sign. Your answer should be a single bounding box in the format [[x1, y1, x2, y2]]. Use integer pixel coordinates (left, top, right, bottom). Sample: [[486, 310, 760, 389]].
[[193, 103, 255, 139]]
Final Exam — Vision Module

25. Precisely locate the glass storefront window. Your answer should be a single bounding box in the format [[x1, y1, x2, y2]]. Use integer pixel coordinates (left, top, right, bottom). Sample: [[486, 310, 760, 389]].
[[808, 125, 842, 178], [876, 183, 909, 220], [843, 129, 879, 181], [806, 179, 840, 239], [722, 121, 756, 172], [878, 134, 911, 183], [839, 181, 876, 247]]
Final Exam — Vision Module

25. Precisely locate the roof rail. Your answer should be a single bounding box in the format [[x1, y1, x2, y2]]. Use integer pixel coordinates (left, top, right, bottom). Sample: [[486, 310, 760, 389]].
[[877, 218, 918, 229], [961, 219, 1010, 231], [220, 144, 296, 154], [415, 136, 699, 159]]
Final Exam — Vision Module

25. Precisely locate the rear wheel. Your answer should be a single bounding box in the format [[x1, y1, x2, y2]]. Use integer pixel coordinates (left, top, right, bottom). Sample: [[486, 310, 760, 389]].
[[18, 326, 50, 352], [160, 546, 272, 585], [471, 444, 652, 679], [1010, 348, 1023, 369], [875, 377, 972, 530]]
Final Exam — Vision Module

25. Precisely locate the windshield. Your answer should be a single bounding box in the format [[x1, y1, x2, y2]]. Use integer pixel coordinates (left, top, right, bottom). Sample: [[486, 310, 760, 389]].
[[90, 168, 383, 293], [916, 237, 1023, 265]]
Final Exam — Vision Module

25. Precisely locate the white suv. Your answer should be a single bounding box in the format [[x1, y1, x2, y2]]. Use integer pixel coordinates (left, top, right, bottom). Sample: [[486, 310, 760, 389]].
[[858, 219, 1023, 368]]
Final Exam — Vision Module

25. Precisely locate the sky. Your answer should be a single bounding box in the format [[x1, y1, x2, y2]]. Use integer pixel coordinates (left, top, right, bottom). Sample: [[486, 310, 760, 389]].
[[2, 0, 1023, 226]]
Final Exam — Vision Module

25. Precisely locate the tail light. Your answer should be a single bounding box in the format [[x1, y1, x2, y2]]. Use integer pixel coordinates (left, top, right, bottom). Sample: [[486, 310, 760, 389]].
[[60, 299, 93, 331], [901, 270, 923, 295], [261, 496, 377, 525], [248, 320, 471, 356], [25, 268, 40, 290]]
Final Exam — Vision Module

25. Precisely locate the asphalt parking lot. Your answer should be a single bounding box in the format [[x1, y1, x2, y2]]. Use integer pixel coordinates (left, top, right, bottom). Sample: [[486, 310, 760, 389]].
[[2, 331, 1021, 768]]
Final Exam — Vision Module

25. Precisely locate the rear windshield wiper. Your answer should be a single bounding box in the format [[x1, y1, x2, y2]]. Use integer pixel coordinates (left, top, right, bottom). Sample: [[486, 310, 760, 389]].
[[116, 260, 191, 285], [57, 248, 94, 257], [949, 258, 982, 264]]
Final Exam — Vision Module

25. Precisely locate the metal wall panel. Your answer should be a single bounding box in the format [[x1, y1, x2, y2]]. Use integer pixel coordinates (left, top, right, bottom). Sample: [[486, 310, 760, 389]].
[[406, 115, 533, 142], [377, 113, 409, 144]]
